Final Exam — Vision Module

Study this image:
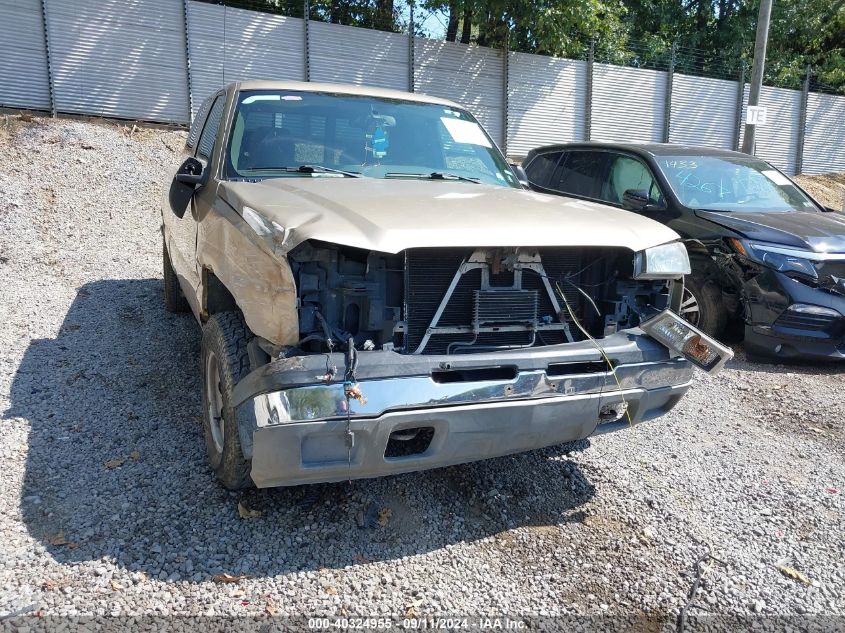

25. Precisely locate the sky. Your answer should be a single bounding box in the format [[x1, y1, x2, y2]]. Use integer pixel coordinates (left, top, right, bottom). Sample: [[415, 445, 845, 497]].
[[395, 0, 448, 39]]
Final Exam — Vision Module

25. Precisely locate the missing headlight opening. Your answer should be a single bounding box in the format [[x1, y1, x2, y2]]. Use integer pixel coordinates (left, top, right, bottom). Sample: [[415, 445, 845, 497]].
[[288, 243, 675, 355]]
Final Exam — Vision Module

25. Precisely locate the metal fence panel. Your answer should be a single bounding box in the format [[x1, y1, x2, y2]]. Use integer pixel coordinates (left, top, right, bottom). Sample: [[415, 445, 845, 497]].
[[309, 21, 408, 91], [739, 84, 802, 175], [506, 52, 586, 157], [2, 0, 845, 176], [669, 73, 738, 149], [45, 0, 189, 123], [186, 2, 304, 118], [802, 92, 845, 175], [0, 0, 51, 110], [591, 64, 667, 143], [414, 38, 504, 147]]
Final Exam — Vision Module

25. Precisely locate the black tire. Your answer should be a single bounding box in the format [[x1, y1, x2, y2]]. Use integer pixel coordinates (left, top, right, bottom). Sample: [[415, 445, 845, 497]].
[[163, 237, 190, 314], [201, 312, 254, 490], [681, 261, 727, 338]]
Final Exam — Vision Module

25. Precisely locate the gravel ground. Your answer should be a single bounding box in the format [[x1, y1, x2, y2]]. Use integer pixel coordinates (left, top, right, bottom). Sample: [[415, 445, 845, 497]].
[[1, 115, 843, 629]]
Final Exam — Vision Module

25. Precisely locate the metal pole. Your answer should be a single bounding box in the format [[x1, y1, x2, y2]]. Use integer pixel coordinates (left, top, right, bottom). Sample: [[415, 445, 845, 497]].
[[733, 62, 746, 151], [740, 0, 773, 154], [182, 0, 193, 124], [408, 1, 414, 92], [39, 0, 56, 117], [303, 0, 310, 81], [663, 41, 677, 143], [795, 64, 811, 175], [502, 34, 508, 155], [585, 40, 594, 141]]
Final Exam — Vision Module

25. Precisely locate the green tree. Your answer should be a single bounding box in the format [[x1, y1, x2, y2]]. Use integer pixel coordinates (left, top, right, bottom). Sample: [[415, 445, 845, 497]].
[[199, 0, 403, 31], [424, 0, 628, 55]]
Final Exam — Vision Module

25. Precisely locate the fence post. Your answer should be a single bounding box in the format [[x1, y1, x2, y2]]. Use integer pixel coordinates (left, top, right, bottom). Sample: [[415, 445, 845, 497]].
[[502, 35, 508, 154], [407, 1, 414, 92], [39, 0, 56, 117], [303, 0, 310, 81], [663, 41, 676, 143], [585, 40, 594, 141], [733, 62, 747, 151], [182, 0, 193, 123], [795, 64, 811, 175]]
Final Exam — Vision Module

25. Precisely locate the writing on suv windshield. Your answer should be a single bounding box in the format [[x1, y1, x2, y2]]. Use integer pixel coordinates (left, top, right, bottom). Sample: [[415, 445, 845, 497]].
[[226, 91, 519, 188], [655, 155, 819, 213]]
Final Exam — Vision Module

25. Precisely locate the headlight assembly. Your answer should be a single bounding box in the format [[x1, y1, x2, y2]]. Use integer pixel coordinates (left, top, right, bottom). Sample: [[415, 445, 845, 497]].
[[731, 240, 822, 280], [633, 241, 691, 280]]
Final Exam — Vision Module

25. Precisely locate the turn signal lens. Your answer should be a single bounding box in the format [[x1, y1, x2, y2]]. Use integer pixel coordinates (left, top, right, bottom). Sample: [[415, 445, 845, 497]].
[[641, 310, 733, 374], [728, 238, 747, 256]]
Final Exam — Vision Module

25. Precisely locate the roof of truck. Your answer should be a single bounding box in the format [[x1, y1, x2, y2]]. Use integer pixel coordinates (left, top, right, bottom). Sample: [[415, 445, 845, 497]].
[[234, 80, 462, 108]]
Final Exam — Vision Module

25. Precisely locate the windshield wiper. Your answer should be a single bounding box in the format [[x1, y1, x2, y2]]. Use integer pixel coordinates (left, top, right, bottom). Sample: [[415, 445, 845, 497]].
[[249, 165, 361, 178], [385, 171, 481, 184]]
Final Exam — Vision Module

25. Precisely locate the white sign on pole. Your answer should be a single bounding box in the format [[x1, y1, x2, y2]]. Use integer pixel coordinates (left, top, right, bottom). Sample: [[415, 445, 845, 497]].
[[746, 105, 768, 126]]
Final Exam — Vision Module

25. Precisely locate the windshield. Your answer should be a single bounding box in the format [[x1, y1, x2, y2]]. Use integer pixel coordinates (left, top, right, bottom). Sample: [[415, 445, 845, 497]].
[[655, 155, 820, 213], [226, 90, 520, 188]]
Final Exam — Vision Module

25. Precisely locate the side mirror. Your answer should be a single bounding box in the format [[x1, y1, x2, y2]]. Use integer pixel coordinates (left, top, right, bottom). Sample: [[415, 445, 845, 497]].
[[622, 188, 665, 213], [169, 157, 206, 218], [510, 163, 530, 188]]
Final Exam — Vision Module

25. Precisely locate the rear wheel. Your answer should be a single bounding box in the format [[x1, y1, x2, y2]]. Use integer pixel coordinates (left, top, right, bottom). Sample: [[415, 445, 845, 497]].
[[201, 312, 254, 490], [163, 237, 189, 313]]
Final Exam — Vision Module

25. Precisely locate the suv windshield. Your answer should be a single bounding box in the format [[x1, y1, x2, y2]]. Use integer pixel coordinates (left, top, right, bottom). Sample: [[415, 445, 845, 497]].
[[655, 155, 820, 213], [226, 90, 520, 188]]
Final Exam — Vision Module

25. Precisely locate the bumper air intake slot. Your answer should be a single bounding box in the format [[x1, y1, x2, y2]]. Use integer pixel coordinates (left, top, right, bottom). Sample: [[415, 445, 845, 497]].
[[431, 366, 518, 383], [384, 426, 435, 459], [547, 361, 608, 376]]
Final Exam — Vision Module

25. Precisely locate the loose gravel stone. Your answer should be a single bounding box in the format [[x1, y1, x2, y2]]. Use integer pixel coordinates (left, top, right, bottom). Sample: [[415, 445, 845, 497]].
[[0, 115, 843, 625]]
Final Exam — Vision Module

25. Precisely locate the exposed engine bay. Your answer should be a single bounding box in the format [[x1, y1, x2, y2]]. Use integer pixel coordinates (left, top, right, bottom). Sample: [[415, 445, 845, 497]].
[[289, 241, 675, 355]]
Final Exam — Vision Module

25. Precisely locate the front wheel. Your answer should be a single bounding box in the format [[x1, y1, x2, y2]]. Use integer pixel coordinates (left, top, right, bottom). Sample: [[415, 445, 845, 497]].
[[680, 274, 726, 338], [201, 312, 254, 490]]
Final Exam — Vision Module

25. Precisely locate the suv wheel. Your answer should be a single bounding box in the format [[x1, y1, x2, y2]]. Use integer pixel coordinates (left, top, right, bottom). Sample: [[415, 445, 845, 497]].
[[163, 238, 190, 313], [201, 312, 253, 490], [681, 270, 726, 338]]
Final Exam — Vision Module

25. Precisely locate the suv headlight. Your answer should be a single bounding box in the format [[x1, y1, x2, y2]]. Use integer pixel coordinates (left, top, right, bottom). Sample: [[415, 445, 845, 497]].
[[732, 240, 819, 280], [633, 242, 691, 279]]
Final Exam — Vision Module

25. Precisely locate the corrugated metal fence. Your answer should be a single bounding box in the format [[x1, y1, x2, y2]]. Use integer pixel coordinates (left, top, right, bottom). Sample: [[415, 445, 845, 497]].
[[1, 0, 843, 175]]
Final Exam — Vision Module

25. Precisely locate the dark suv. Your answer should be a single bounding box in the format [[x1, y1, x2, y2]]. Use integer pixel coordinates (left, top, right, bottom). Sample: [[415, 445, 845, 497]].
[[524, 143, 845, 361]]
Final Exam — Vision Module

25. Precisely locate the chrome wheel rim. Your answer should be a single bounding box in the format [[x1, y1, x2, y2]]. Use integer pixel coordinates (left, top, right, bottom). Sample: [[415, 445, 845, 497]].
[[680, 286, 701, 327], [205, 350, 225, 453]]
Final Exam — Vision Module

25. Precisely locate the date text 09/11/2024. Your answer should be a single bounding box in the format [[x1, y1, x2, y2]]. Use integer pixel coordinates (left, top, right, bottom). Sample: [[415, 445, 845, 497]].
[[307, 617, 527, 630]]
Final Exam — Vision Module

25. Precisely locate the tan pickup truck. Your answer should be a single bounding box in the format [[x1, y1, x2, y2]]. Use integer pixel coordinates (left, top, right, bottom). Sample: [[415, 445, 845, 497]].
[[162, 80, 729, 489]]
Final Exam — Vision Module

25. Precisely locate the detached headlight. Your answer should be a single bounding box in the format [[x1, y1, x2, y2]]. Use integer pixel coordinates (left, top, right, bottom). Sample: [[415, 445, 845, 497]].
[[633, 242, 691, 279], [731, 240, 818, 280]]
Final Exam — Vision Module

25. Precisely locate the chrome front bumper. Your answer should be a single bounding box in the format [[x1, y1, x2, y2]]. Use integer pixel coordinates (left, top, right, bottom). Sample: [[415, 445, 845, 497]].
[[232, 331, 694, 488]]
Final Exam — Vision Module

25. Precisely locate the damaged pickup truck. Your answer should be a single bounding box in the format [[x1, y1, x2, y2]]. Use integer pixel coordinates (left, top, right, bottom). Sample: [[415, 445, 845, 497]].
[[162, 81, 730, 489]]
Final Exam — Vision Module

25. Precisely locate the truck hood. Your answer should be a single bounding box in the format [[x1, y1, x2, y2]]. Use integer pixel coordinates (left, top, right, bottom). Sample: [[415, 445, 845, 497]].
[[696, 209, 845, 253], [219, 178, 679, 254]]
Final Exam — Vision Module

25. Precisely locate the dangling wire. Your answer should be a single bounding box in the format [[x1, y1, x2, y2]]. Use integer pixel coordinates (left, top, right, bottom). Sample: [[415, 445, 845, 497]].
[[342, 338, 366, 481], [555, 281, 633, 426]]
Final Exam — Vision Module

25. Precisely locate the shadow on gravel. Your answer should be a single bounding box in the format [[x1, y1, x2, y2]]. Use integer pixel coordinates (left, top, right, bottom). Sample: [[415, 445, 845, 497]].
[[6, 280, 594, 581], [727, 345, 845, 377]]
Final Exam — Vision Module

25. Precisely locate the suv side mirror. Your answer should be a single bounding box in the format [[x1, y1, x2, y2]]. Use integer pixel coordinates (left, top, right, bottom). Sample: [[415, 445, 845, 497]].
[[510, 163, 530, 188], [169, 157, 207, 218], [622, 188, 664, 213]]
